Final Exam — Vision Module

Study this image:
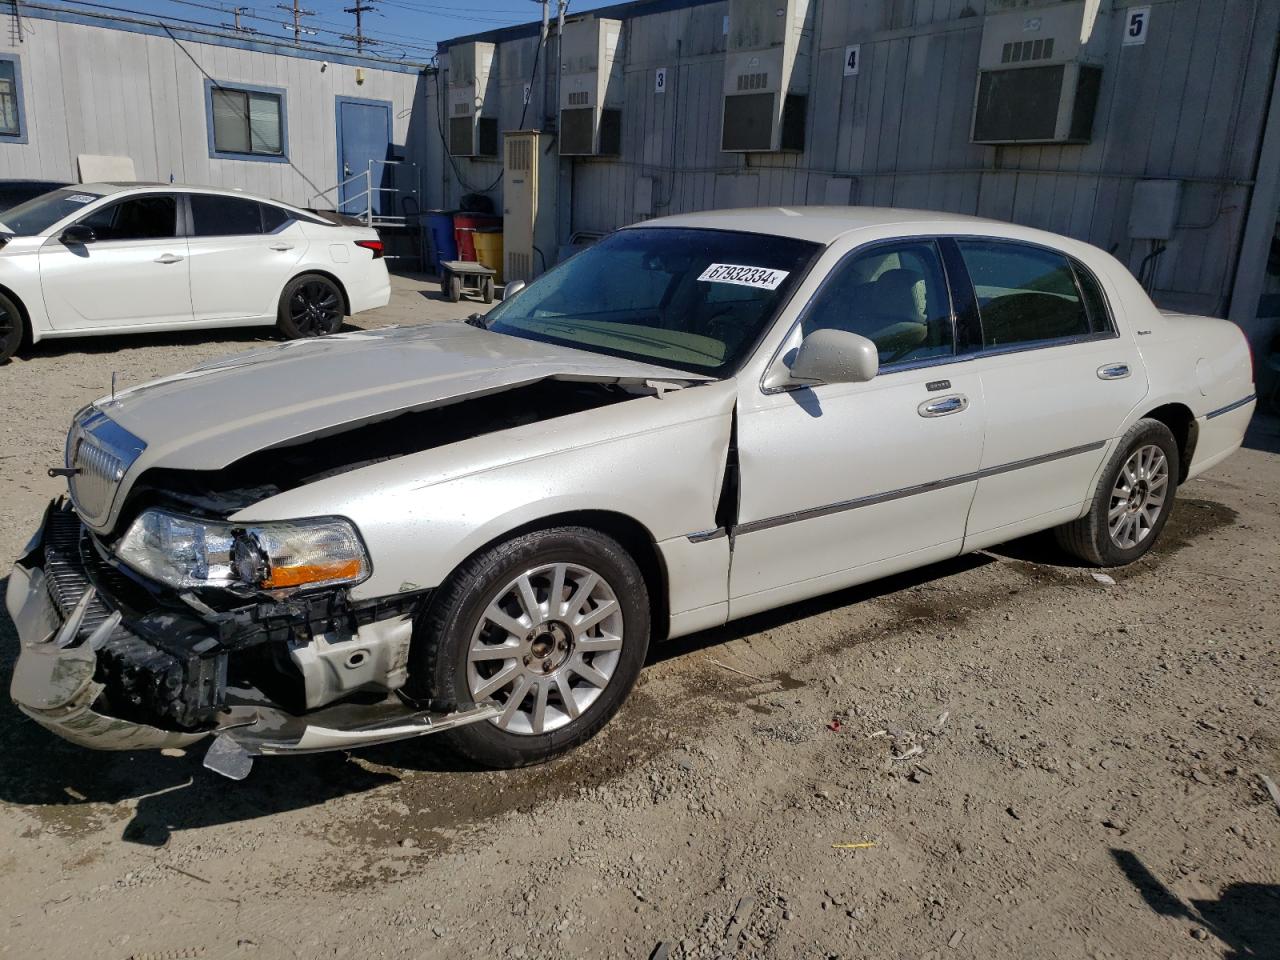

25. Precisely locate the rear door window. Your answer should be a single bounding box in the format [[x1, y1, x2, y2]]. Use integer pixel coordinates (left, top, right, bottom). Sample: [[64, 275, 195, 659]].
[[957, 240, 1092, 348], [190, 194, 266, 237]]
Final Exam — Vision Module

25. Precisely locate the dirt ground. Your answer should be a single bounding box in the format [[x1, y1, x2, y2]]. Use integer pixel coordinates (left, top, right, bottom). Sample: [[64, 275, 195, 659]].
[[0, 277, 1277, 960]]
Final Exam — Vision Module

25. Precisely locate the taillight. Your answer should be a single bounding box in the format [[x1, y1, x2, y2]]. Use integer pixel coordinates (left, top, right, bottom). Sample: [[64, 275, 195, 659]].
[[355, 239, 383, 259]]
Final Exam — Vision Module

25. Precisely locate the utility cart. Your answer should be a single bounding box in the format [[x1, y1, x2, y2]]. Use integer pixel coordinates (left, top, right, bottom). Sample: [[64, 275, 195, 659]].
[[440, 260, 497, 304]]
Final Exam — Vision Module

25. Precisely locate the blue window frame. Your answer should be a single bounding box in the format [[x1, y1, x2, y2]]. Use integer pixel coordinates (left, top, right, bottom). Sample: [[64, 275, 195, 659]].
[[0, 54, 27, 144], [203, 78, 288, 162]]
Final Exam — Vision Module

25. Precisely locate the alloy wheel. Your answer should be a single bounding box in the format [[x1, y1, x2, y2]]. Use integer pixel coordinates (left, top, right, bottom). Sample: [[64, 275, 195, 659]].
[[1108, 443, 1169, 549], [288, 281, 341, 335], [466, 562, 624, 736]]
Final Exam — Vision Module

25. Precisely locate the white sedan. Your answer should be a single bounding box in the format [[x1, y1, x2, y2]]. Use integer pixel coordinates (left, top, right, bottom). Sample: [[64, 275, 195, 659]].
[[0, 183, 390, 361], [7, 207, 1256, 778]]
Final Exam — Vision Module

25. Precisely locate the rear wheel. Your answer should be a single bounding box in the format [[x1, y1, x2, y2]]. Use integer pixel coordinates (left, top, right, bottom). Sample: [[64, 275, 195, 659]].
[[0, 291, 25, 363], [445, 271, 461, 303], [481, 276, 494, 304], [410, 526, 650, 768], [1055, 418, 1179, 566], [276, 274, 344, 339]]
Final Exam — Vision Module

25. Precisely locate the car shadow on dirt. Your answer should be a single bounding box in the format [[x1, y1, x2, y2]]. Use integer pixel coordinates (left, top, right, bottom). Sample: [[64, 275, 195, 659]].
[[0, 495, 1238, 847], [1111, 849, 1280, 958]]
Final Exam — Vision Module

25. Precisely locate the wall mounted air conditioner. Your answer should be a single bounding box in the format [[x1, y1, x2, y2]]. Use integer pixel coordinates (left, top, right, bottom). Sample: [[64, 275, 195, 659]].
[[559, 17, 623, 157], [447, 41, 499, 158], [971, 0, 1106, 145], [503, 130, 558, 284], [720, 0, 814, 153]]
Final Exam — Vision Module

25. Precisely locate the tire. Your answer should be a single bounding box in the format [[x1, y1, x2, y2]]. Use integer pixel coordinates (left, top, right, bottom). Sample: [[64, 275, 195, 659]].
[[481, 276, 494, 304], [409, 526, 651, 768], [446, 272, 462, 303], [0, 290, 25, 363], [1055, 418, 1180, 566], [276, 274, 345, 339]]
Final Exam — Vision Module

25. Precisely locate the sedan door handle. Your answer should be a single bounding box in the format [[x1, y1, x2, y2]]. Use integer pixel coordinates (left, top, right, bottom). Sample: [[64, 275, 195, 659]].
[[1097, 363, 1130, 380], [918, 394, 968, 418], [268, 242, 294, 251], [154, 253, 184, 264]]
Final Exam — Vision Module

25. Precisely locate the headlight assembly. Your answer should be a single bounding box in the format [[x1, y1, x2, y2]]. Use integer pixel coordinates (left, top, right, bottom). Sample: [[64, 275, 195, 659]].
[[115, 509, 369, 592]]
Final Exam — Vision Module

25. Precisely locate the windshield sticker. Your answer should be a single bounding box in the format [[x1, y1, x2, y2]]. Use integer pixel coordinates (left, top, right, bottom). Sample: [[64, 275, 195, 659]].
[[65, 194, 97, 204], [697, 263, 790, 290]]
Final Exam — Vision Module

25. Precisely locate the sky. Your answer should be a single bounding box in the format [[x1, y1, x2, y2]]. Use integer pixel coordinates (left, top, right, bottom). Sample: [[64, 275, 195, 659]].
[[52, 0, 618, 62]]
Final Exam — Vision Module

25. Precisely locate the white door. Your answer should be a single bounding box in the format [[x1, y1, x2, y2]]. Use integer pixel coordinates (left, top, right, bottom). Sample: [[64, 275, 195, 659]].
[[731, 239, 986, 617], [39, 193, 191, 330], [951, 239, 1150, 544], [185, 193, 307, 322]]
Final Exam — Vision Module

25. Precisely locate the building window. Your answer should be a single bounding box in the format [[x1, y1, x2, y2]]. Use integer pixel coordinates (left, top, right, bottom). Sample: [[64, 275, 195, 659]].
[[204, 80, 288, 162], [0, 55, 26, 143]]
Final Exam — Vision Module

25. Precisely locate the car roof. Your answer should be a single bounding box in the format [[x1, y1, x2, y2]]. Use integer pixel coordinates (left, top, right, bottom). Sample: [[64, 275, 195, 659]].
[[75, 182, 316, 215], [632, 206, 1019, 244]]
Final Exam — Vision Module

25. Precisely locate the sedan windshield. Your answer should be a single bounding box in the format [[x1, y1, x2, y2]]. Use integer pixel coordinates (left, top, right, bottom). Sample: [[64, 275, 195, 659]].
[[484, 227, 820, 376], [0, 188, 105, 236]]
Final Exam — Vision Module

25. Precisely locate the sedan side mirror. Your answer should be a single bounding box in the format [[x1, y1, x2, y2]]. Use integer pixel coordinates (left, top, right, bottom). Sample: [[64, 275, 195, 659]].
[[788, 329, 879, 386], [501, 279, 526, 301], [59, 224, 97, 245]]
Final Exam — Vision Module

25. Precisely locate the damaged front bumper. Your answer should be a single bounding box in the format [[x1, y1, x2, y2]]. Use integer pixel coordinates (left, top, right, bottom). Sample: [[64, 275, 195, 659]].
[[7, 501, 499, 777]]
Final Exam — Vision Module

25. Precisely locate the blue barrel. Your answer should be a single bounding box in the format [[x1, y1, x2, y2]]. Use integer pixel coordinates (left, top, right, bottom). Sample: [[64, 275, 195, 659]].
[[425, 210, 458, 274]]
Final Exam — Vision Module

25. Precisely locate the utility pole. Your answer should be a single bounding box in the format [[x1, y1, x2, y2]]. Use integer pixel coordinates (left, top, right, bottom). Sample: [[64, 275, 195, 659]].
[[222, 6, 257, 34], [276, 0, 315, 42], [342, 0, 376, 53]]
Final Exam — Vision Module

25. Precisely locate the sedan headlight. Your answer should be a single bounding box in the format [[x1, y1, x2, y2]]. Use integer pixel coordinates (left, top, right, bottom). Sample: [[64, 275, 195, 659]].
[[115, 509, 370, 592]]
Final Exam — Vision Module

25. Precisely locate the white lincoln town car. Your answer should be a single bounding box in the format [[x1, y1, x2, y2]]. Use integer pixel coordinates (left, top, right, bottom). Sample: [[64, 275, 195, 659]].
[[0, 183, 390, 361], [6, 207, 1255, 778]]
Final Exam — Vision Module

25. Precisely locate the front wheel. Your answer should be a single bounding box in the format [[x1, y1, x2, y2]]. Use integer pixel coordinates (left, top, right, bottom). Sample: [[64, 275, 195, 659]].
[[0, 291, 25, 363], [1055, 418, 1179, 566], [276, 274, 345, 339], [410, 526, 650, 768]]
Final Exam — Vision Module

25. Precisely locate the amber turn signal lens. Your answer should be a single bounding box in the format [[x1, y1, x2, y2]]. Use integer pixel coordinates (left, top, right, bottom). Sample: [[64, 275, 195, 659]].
[[262, 558, 364, 589]]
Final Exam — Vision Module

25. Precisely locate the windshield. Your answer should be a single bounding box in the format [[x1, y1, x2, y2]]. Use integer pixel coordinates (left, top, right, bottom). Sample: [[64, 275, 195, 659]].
[[485, 227, 821, 376], [0, 188, 105, 236]]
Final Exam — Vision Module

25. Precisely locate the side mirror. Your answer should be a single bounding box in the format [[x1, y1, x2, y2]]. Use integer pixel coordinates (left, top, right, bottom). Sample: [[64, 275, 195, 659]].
[[501, 279, 526, 301], [788, 329, 879, 386], [59, 224, 96, 245]]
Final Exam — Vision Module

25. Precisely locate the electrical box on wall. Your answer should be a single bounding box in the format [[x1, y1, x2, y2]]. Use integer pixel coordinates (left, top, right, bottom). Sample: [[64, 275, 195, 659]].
[[447, 41, 498, 158], [559, 17, 623, 157], [720, 0, 814, 153], [971, 1, 1106, 145], [503, 130, 558, 284]]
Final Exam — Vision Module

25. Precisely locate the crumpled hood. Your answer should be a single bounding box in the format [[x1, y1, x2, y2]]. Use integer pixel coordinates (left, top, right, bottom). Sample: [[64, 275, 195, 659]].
[[92, 323, 709, 474]]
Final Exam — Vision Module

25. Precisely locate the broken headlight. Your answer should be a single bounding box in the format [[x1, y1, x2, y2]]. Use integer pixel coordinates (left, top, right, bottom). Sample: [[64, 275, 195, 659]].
[[115, 509, 370, 592]]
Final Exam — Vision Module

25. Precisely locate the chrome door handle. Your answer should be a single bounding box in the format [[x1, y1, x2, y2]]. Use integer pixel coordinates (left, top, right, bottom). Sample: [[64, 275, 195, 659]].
[[1097, 363, 1130, 380], [268, 242, 294, 251], [154, 253, 184, 264], [918, 394, 968, 418]]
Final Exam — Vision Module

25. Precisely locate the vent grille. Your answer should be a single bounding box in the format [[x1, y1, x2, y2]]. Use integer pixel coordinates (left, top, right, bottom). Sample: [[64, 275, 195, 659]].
[[452, 101, 471, 116], [721, 92, 775, 151], [508, 137, 532, 172], [507, 251, 531, 283], [567, 91, 589, 106], [560, 107, 595, 155], [736, 72, 768, 91], [449, 116, 474, 155], [1001, 37, 1055, 63]]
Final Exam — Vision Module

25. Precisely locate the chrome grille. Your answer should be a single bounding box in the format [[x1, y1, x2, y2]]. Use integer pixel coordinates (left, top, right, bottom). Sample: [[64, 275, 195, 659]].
[[63, 408, 146, 525], [70, 438, 125, 519]]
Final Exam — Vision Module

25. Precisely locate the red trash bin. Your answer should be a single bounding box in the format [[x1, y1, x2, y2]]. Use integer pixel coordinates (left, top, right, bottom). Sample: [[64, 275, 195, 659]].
[[453, 212, 501, 262]]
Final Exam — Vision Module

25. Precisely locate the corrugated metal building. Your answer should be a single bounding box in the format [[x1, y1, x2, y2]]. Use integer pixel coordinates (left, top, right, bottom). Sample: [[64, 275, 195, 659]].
[[433, 0, 1280, 375], [0, 4, 429, 213]]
